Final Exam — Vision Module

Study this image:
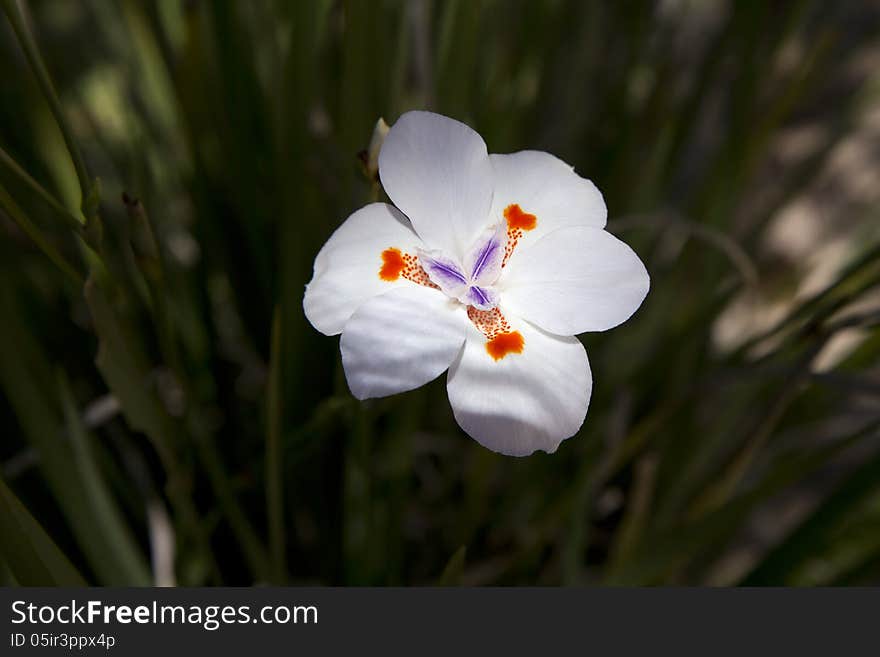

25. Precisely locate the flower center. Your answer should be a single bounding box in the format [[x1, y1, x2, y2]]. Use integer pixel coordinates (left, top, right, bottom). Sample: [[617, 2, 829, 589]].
[[376, 203, 539, 359], [416, 221, 508, 311]]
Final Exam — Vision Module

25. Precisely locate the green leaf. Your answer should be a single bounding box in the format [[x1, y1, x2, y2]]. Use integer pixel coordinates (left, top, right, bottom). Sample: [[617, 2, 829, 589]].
[[437, 546, 467, 586], [606, 424, 877, 585], [84, 276, 177, 465], [266, 306, 286, 583], [57, 370, 152, 585], [86, 274, 269, 581], [0, 475, 86, 586], [741, 447, 880, 585], [0, 181, 83, 284], [0, 282, 150, 584]]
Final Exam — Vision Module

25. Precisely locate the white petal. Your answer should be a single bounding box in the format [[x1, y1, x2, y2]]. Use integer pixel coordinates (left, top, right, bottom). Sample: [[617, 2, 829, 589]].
[[341, 285, 468, 400], [501, 226, 649, 336], [447, 319, 591, 456], [489, 150, 607, 250], [303, 203, 422, 336], [379, 111, 494, 258]]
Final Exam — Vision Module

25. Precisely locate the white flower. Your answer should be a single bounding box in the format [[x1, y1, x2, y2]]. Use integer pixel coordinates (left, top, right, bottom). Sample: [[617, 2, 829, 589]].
[[303, 111, 649, 456]]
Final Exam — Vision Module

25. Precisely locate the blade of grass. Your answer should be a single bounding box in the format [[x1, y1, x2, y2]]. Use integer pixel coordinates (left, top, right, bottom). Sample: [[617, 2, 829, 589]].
[[608, 455, 659, 570], [83, 275, 220, 580], [266, 306, 286, 583], [57, 370, 152, 585], [0, 475, 86, 586], [741, 444, 880, 585], [0, 284, 142, 584], [0, 555, 19, 585], [343, 402, 374, 584], [1, 0, 100, 234], [606, 421, 879, 584], [437, 546, 467, 586], [735, 242, 880, 357], [0, 143, 84, 230], [0, 182, 83, 284], [116, 196, 269, 581], [688, 346, 819, 518]]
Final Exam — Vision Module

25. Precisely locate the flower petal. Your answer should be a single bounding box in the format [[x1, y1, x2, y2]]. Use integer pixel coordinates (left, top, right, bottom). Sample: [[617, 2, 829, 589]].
[[447, 319, 591, 456], [460, 285, 499, 311], [341, 285, 468, 400], [417, 248, 468, 298], [464, 221, 507, 286], [379, 111, 494, 258], [501, 226, 649, 336], [303, 203, 422, 336], [489, 150, 607, 250]]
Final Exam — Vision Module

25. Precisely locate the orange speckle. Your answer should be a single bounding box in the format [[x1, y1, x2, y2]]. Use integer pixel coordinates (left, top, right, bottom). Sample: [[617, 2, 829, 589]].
[[468, 306, 511, 338], [504, 204, 537, 231], [486, 331, 525, 361], [400, 252, 438, 288], [379, 248, 405, 281]]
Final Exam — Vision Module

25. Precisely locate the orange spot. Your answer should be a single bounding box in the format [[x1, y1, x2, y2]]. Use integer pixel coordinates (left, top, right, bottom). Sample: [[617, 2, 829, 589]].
[[486, 331, 525, 361], [504, 204, 537, 231], [379, 248, 405, 281]]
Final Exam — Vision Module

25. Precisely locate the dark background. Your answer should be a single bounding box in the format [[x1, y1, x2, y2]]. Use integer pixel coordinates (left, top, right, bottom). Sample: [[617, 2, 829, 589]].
[[1, 0, 879, 586]]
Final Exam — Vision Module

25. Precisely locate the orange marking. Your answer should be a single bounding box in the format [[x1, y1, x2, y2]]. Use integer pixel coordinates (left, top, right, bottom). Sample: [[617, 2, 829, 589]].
[[379, 248, 405, 281], [379, 248, 439, 289], [502, 204, 537, 267], [486, 331, 525, 361], [504, 204, 537, 231], [468, 306, 524, 360]]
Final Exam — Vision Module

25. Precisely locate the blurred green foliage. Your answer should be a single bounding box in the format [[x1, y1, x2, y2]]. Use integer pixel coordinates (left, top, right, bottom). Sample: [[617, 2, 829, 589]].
[[1, 0, 879, 586]]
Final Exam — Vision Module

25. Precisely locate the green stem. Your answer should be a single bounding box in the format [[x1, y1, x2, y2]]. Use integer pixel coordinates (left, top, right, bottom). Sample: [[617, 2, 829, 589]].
[[689, 345, 820, 518], [734, 242, 880, 357], [194, 434, 270, 581], [0, 145, 84, 231], [266, 307, 286, 583], [1, 0, 91, 204], [56, 370, 152, 585], [117, 195, 268, 581], [0, 182, 82, 285], [122, 194, 179, 369]]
